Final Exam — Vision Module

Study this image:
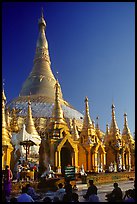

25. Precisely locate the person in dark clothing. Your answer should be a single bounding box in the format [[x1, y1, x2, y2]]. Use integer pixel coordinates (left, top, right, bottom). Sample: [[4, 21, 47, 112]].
[[83, 179, 98, 200], [105, 182, 123, 202], [72, 192, 79, 202], [64, 178, 73, 201], [64, 179, 73, 195]]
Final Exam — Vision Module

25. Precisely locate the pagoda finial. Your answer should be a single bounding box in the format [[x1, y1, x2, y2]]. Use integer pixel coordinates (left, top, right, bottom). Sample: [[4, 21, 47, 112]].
[[52, 80, 64, 123], [41, 7, 44, 18], [96, 116, 99, 129], [2, 78, 5, 89], [122, 112, 131, 135], [56, 71, 59, 81], [83, 96, 92, 128], [106, 123, 109, 135], [2, 86, 7, 128], [104, 123, 110, 143], [110, 103, 119, 134]]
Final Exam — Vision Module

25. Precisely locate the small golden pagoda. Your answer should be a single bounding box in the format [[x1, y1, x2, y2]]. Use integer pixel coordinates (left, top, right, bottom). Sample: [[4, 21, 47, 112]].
[[78, 97, 106, 173], [2, 88, 13, 169], [104, 104, 135, 172]]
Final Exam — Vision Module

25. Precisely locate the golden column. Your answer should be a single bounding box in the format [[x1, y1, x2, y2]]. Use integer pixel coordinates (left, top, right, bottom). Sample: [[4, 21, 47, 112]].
[[94, 152, 98, 172], [57, 149, 61, 173]]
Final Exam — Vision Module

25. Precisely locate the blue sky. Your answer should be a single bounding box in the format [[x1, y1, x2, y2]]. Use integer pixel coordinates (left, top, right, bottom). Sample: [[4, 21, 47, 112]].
[[2, 2, 135, 136]]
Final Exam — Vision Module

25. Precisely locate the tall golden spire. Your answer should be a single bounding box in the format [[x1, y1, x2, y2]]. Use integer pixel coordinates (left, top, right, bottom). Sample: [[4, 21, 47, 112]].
[[104, 124, 110, 143], [2, 86, 13, 169], [110, 104, 119, 134], [2, 88, 7, 129], [106, 123, 109, 135], [26, 98, 38, 135], [95, 116, 102, 140], [96, 116, 99, 129], [83, 97, 92, 129], [52, 80, 65, 124], [122, 113, 131, 135], [20, 10, 63, 100], [2, 88, 12, 146]]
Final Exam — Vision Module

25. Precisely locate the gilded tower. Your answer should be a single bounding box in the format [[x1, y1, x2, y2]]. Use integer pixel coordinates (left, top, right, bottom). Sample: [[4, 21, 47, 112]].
[[7, 11, 83, 128], [2, 88, 13, 169], [79, 97, 106, 172], [121, 113, 135, 171]]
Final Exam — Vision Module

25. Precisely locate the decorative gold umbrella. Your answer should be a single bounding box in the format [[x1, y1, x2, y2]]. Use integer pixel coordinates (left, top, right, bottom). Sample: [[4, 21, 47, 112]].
[[20, 140, 36, 161]]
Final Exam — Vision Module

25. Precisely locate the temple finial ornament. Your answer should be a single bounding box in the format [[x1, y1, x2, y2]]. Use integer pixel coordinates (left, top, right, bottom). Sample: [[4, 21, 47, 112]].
[[52, 80, 64, 123], [2, 78, 5, 89], [2, 87, 7, 128], [110, 103, 119, 134], [56, 71, 59, 81], [96, 116, 99, 129], [122, 112, 131, 135], [83, 96, 92, 128], [41, 7, 44, 18], [106, 124, 109, 135]]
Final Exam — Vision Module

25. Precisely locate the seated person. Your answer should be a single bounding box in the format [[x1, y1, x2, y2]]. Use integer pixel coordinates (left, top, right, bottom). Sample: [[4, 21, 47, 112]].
[[54, 183, 66, 201], [26, 183, 41, 200], [83, 179, 98, 200], [105, 182, 123, 202], [123, 189, 135, 202], [17, 187, 34, 202]]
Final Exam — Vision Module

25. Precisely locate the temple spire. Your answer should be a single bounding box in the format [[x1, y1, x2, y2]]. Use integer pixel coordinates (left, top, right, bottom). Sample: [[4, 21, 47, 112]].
[[41, 7, 44, 18], [2, 87, 13, 147], [83, 97, 92, 129], [106, 124, 109, 135], [110, 104, 119, 134], [26, 98, 38, 135], [122, 113, 131, 135], [52, 80, 65, 124], [96, 116, 99, 129], [2, 88, 7, 128], [20, 10, 63, 100]]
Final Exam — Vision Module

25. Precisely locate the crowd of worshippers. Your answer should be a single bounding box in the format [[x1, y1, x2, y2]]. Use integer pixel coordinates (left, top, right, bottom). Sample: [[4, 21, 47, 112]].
[[2, 173, 136, 202], [12, 160, 39, 182]]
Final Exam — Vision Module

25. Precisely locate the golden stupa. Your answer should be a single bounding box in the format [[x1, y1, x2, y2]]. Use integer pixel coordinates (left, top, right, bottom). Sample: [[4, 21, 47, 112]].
[[6, 10, 83, 134], [3, 10, 134, 174]]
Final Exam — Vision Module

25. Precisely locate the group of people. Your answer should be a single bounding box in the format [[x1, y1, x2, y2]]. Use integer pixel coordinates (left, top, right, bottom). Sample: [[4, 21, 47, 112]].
[[2, 183, 41, 202], [83, 179, 135, 202], [2, 178, 79, 202], [2, 165, 135, 202], [12, 160, 39, 182]]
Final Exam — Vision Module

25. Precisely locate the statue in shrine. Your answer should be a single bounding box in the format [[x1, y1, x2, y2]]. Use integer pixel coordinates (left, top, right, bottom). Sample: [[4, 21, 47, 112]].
[[41, 163, 55, 179], [109, 162, 114, 172], [80, 164, 87, 176]]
